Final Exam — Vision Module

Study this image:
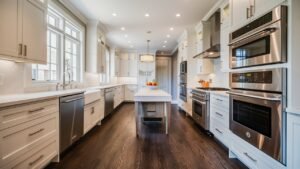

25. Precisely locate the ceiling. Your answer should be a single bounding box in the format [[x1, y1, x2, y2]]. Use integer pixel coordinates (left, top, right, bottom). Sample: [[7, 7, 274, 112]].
[[68, 0, 218, 53]]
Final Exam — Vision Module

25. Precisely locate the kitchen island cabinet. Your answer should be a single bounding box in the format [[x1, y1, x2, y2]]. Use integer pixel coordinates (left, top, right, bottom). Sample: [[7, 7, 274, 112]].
[[134, 88, 171, 136]]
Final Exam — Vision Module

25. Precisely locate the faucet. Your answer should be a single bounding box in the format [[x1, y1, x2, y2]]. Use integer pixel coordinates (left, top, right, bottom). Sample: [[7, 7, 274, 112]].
[[62, 71, 72, 90]]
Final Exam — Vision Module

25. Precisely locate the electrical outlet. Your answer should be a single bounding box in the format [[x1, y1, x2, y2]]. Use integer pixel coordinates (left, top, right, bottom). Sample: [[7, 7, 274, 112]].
[[0, 74, 4, 86]]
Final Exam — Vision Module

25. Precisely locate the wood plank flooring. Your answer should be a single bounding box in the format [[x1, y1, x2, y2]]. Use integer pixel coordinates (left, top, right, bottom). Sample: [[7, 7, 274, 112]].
[[46, 103, 247, 169]]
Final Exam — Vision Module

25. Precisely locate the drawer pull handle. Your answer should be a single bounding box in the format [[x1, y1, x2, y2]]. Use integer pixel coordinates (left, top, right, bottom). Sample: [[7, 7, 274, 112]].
[[28, 108, 45, 114], [28, 128, 44, 136], [243, 152, 257, 162], [29, 155, 44, 166], [215, 128, 223, 134], [91, 107, 95, 114], [216, 98, 223, 102], [215, 112, 223, 117]]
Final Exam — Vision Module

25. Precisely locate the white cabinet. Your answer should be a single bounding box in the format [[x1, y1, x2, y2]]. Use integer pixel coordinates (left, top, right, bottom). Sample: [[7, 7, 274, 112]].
[[230, 0, 285, 30], [210, 93, 230, 147], [287, 112, 300, 169], [125, 84, 137, 101], [0, 0, 47, 64], [114, 86, 125, 108], [0, 98, 59, 168], [220, 23, 230, 72], [86, 21, 106, 73], [84, 90, 104, 134], [196, 59, 214, 75], [118, 52, 138, 77]]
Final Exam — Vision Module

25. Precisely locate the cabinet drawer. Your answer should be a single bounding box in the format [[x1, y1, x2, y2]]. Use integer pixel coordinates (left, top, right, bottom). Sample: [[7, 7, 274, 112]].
[[210, 105, 229, 128], [84, 100, 102, 134], [0, 114, 57, 166], [0, 99, 58, 130], [4, 138, 57, 169], [210, 117, 229, 147], [210, 94, 229, 109]]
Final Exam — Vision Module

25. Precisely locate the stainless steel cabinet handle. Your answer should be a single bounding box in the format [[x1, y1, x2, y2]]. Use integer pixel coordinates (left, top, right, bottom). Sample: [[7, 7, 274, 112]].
[[215, 112, 223, 117], [250, 5, 254, 17], [215, 128, 223, 134], [18, 44, 23, 55], [243, 152, 257, 162], [28, 128, 44, 136], [29, 155, 44, 166], [24, 45, 27, 56], [91, 107, 95, 114], [246, 7, 250, 19], [28, 108, 45, 114]]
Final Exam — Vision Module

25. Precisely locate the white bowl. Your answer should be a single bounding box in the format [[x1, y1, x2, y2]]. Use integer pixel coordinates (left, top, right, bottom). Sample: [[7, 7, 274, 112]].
[[147, 85, 158, 90]]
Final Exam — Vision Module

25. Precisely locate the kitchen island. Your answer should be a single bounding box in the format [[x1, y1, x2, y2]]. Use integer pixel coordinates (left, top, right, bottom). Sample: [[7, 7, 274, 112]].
[[134, 88, 172, 136]]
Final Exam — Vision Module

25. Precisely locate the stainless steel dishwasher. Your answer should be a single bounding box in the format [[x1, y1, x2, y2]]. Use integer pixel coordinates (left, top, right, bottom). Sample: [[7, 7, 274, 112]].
[[59, 93, 84, 153], [104, 88, 114, 117]]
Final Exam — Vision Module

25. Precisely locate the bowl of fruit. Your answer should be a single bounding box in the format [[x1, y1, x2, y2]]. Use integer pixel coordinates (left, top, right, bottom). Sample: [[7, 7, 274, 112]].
[[146, 80, 158, 90]]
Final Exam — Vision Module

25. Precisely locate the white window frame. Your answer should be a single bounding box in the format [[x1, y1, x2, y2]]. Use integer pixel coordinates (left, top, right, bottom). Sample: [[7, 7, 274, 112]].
[[32, 5, 84, 83]]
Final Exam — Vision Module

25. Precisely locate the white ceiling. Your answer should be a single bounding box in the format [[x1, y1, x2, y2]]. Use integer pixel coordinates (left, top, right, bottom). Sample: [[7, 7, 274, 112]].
[[68, 0, 218, 53]]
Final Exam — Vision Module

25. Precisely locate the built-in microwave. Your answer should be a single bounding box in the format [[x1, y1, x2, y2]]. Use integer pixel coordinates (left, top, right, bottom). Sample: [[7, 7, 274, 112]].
[[180, 61, 187, 74], [229, 6, 287, 69], [228, 68, 287, 164]]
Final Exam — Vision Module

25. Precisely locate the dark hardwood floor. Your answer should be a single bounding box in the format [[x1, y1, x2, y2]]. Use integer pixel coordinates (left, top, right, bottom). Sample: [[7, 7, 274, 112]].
[[46, 103, 247, 169]]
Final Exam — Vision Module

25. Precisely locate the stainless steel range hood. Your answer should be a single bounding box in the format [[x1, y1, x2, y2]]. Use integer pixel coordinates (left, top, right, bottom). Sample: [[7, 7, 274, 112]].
[[194, 11, 221, 59]]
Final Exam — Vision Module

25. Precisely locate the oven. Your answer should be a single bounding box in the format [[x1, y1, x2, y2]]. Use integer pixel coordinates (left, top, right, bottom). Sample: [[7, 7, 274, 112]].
[[179, 84, 187, 102], [229, 6, 287, 69], [229, 68, 287, 164], [191, 90, 209, 130]]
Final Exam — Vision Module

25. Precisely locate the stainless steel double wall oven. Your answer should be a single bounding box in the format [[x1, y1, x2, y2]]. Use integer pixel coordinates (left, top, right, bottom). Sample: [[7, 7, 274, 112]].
[[179, 61, 187, 101]]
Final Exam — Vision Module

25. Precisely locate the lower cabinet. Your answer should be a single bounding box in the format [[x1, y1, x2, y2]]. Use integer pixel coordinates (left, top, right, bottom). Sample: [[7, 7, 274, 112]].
[[0, 98, 59, 169], [125, 84, 137, 101], [287, 112, 300, 169], [114, 85, 124, 108], [84, 99, 104, 134]]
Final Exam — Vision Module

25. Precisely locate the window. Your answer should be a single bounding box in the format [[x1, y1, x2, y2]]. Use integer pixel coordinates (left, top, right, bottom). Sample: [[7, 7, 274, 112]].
[[99, 45, 111, 84], [32, 6, 83, 82]]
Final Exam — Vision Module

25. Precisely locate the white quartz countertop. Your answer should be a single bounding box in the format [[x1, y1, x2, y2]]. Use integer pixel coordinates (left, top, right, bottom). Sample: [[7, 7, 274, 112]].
[[0, 83, 137, 108], [134, 88, 171, 102]]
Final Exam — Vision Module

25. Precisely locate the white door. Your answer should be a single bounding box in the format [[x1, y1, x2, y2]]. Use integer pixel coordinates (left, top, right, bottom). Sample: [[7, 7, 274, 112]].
[[156, 57, 171, 94], [231, 0, 251, 30], [0, 0, 22, 58], [22, 0, 47, 63], [253, 0, 285, 19]]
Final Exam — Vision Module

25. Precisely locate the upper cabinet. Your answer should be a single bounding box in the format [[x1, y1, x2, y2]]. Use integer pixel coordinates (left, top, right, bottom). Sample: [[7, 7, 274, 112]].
[[86, 21, 106, 74], [0, 0, 47, 64], [230, 0, 286, 30], [116, 52, 138, 77]]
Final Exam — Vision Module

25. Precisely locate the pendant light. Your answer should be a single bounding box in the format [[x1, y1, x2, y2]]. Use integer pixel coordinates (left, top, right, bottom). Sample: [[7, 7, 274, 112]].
[[140, 40, 154, 62]]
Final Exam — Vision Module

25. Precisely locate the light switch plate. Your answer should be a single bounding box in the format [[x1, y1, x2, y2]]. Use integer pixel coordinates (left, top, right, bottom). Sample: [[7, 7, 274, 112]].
[[0, 74, 4, 85]]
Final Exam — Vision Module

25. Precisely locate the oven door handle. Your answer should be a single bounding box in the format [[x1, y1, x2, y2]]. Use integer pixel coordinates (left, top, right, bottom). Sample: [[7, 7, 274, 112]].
[[228, 27, 277, 47], [227, 91, 281, 101], [192, 99, 206, 105]]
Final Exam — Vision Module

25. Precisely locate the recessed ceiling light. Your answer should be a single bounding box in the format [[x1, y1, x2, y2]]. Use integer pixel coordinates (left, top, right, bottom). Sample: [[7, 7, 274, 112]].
[[112, 13, 117, 16], [163, 45, 166, 48], [145, 13, 150, 17], [164, 40, 167, 43], [124, 34, 128, 38], [166, 34, 171, 38], [121, 27, 125, 31], [176, 13, 181, 17], [170, 27, 174, 31]]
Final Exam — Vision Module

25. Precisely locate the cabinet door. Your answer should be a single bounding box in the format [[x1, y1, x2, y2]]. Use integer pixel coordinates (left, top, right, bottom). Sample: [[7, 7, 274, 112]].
[[253, 0, 285, 19], [220, 24, 230, 72], [128, 54, 137, 77], [231, 0, 251, 30], [22, 0, 47, 63], [287, 113, 300, 169], [120, 56, 129, 77], [0, 0, 22, 58]]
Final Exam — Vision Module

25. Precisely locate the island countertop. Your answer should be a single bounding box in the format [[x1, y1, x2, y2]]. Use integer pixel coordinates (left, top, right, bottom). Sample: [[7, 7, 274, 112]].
[[134, 88, 172, 102]]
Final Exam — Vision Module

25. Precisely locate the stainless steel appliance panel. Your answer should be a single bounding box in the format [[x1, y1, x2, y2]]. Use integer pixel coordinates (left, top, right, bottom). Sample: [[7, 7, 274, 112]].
[[105, 88, 114, 116], [191, 90, 210, 130], [230, 68, 286, 92], [59, 93, 84, 153], [229, 91, 286, 164], [229, 6, 287, 68]]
